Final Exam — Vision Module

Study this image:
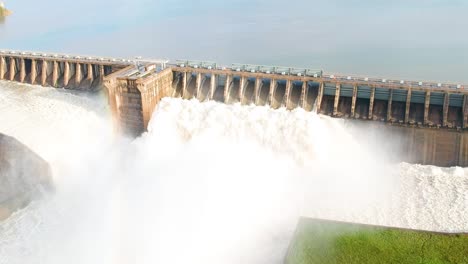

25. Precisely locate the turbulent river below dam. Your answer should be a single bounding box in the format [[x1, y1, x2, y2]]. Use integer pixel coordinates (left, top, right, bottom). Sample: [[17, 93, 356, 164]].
[[0, 81, 467, 264]]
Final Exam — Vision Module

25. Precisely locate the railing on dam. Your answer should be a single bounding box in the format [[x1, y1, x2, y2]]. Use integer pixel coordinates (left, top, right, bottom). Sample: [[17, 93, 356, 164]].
[[0, 49, 135, 66], [321, 74, 464, 91], [173, 60, 465, 91], [175, 60, 324, 78]]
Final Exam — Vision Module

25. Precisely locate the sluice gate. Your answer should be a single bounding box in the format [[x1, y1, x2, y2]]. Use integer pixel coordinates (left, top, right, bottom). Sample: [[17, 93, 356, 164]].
[[1, 50, 467, 167]]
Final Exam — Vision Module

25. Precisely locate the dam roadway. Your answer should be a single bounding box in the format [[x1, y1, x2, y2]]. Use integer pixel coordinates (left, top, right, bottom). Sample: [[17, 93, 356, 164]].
[[1, 50, 468, 167]]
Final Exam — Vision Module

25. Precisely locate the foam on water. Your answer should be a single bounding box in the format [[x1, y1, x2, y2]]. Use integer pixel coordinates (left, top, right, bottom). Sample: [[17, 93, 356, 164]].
[[0, 81, 467, 264]]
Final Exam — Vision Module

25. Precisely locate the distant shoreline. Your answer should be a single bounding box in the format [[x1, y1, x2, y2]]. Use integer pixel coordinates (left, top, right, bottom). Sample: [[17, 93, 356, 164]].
[[0, 7, 11, 17]]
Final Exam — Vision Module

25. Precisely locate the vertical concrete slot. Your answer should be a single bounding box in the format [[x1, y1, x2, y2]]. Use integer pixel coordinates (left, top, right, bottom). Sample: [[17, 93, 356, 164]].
[[354, 85, 373, 120], [272, 81, 286, 109], [184, 73, 196, 99], [288, 82, 302, 110], [67, 63, 76, 89], [408, 90, 426, 125], [57, 62, 67, 87], [373, 88, 391, 122], [428, 92, 444, 127], [172, 72, 184, 98], [198, 75, 210, 102], [90, 64, 101, 90], [242, 78, 256, 105], [225, 77, 240, 104], [304, 83, 318, 112], [337, 84, 353, 117], [8, 57, 16, 81], [212, 74, 227, 103], [3, 57, 11, 80], [389, 89, 408, 123], [447, 94, 464, 129], [257, 80, 269, 106], [12, 58, 20, 81], [320, 83, 336, 115], [0, 57, 6, 80]]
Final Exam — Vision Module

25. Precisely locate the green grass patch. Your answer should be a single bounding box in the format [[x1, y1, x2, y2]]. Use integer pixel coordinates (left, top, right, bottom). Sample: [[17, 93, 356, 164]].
[[286, 218, 468, 264]]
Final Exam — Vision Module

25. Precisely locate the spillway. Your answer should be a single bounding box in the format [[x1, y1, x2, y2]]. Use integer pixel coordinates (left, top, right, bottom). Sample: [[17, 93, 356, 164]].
[[0, 81, 467, 264]]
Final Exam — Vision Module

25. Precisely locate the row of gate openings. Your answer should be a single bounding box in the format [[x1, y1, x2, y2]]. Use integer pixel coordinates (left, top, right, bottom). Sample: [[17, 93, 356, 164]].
[[2, 57, 113, 87], [173, 73, 464, 128]]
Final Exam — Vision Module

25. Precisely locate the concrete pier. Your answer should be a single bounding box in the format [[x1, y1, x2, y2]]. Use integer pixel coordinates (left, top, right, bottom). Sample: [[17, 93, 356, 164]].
[[8, 58, 15, 81], [30, 59, 37, 84], [52, 61, 59, 87], [19, 58, 26, 83], [195, 72, 202, 100], [224, 75, 232, 103], [63, 62, 70, 87], [0, 57, 5, 80], [333, 84, 341, 116], [41, 60, 48, 86], [103, 66, 172, 136], [209, 74, 216, 100]]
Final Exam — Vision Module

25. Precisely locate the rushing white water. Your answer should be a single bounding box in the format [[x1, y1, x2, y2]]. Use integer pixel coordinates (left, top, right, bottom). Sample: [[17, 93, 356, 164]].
[[0, 81, 467, 264]]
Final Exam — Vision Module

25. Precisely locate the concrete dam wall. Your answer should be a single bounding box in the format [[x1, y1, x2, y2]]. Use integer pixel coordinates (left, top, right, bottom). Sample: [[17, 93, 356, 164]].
[[344, 120, 468, 167], [106, 65, 468, 167], [1, 50, 467, 167]]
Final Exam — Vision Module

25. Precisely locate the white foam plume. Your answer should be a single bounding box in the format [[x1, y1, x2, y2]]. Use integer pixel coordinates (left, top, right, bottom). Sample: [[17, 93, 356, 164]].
[[0, 82, 466, 264]]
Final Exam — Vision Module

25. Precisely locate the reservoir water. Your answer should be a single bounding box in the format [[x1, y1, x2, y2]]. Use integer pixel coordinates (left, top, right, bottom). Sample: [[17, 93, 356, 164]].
[[1, 0, 468, 83]]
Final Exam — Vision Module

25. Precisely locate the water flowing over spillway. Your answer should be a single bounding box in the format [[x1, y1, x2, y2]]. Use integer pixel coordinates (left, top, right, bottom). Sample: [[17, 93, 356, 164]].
[[0, 81, 467, 264]]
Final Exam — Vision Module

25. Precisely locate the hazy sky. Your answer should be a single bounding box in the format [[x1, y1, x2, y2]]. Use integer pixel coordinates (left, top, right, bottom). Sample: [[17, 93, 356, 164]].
[[1, 0, 467, 82]]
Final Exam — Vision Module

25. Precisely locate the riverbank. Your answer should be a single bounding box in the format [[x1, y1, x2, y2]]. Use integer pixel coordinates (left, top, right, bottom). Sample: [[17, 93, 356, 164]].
[[286, 218, 468, 264]]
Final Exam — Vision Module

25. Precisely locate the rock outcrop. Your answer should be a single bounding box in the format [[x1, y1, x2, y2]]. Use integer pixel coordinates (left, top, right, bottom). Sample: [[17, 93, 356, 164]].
[[0, 134, 53, 220]]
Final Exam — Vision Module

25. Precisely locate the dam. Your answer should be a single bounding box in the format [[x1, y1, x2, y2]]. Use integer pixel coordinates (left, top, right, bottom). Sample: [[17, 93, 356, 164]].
[[0, 51, 467, 264], [1, 50, 467, 166]]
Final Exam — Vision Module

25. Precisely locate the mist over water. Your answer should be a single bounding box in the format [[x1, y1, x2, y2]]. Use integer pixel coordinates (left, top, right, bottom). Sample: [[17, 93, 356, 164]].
[[0, 82, 467, 263]]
